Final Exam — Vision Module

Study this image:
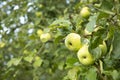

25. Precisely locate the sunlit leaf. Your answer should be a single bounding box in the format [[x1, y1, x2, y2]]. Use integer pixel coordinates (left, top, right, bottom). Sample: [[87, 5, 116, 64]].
[[33, 57, 43, 68], [24, 56, 33, 63]]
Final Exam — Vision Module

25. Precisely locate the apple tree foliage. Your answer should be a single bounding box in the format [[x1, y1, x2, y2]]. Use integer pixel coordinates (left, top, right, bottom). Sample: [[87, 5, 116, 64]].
[[0, 0, 120, 80]]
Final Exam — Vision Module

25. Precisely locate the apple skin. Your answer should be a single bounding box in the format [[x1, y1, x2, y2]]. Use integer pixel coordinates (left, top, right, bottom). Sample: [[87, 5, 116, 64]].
[[65, 33, 82, 51], [80, 7, 90, 18], [37, 29, 43, 36], [99, 41, 107, 55], [77, 45, 94, 65], [40, 33, 51, 43]]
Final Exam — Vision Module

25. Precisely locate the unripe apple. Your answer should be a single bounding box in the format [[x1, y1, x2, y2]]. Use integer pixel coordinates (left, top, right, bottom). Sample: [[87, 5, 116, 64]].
[[37, 29, 43, 36], [0, 42, 5, 48], [23, 50, 29, 55], [80, 7, 90, 18], [40, 33, 51, 43], [35, 56, 40, 60], [77, 45, 94, 65], [99, 41, 107, 55], [65, 33, 82, 51], [35, 12, 42, 17], [39, 4, 43, 8]]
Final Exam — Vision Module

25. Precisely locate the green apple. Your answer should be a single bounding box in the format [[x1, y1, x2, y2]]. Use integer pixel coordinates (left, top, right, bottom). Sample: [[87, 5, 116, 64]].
[[0, 42, 5, 48], [65, 33, 82, 51], [23, 50, 29, 55], [99, 41, 107, 55], [35, 12, 42, 17], [37, 29, 43, 36], [80, 7, 90, 18], [77, 45, 94, 65], [35, 56, 40, 60], [40, 33, 51, 43]]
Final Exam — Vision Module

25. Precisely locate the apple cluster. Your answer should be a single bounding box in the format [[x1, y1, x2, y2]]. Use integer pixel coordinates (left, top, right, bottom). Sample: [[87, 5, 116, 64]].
[[64, 7, 108, 66], [37, 29, 51, 43], [65, 32, 107, 66]]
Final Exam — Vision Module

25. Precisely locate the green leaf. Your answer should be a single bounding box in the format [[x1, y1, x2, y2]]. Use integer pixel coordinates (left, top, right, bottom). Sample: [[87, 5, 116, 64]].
[[24, 56, 33, 63], [58, 61, 64, 70], [66, 56, 78, 69], [66, 67, 80, 80], [29, 34, 36, 40], [97, 12, 109, 19], [51, 19, 71, 27], [90, 36, 102, 49], [0, 26, 3, 30], [106, 26, 115, 40], [54, 35, 64, 44], [111, 70, 119, 80], [7, 57, 22, 67], [86, 67, 97, 80], [99, 0, 114, 15], [33, 57, 43, 68], [90, 47, 102, 60], [86, 13, 99, 32], [112, 31, 120, 59]]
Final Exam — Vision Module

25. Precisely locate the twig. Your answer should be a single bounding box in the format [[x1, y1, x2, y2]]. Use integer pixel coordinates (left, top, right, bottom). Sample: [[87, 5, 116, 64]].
[[69, 14, 76, 31], [94, 62, 106, 80], [36, 43, 45, 55]]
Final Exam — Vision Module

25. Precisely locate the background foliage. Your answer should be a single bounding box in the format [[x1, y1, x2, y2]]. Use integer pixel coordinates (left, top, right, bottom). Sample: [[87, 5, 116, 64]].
[[0, 0, 120, 80]]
